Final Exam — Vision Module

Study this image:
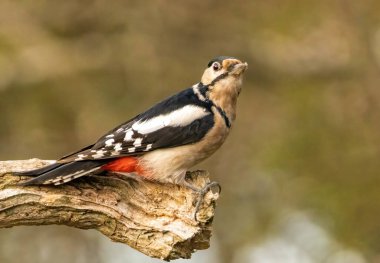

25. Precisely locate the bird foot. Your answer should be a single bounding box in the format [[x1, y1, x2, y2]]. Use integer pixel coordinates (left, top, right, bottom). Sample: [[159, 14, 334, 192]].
[[182, 180, 221, 221]]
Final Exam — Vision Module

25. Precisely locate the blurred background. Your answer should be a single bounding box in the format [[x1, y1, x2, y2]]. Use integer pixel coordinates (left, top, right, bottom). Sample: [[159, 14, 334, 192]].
[[0, 0, 379, 262]]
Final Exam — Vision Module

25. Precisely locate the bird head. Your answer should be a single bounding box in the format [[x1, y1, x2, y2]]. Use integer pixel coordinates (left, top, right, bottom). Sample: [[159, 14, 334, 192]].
[[202, 56, 247, 95], [201, 56, 248, 120]]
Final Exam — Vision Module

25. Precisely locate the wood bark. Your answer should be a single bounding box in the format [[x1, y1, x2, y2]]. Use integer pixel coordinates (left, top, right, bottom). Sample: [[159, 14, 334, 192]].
[[0, 159, 219, 261]]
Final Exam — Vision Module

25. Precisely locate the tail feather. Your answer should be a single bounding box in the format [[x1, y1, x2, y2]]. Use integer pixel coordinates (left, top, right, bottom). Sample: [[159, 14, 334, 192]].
[[19, 160, 109, 186], [13, 163, 63, 177]]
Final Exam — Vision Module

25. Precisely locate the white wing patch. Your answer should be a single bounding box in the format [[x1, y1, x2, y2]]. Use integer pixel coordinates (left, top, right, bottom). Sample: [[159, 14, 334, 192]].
[[75, 154, 88, 161], [133, 138, 143, 147], [110, 143, 123, 156], [145, 144, 152, 151], [92, 149, 106, 158], [124, 129, 134, 141], [128, 147, 136, 153], [105, 138, 115, 146], [114, 143, 122, 151], [132, 105, 210, 134]]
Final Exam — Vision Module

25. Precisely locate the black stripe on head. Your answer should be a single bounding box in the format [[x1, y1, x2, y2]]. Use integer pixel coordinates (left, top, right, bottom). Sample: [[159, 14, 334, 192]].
[[207, 56, 235, 67], [209, 72, 229, 87]]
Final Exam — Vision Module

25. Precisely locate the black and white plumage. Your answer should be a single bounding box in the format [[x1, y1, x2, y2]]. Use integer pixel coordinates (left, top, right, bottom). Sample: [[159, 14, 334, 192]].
[[75, 85, 217, 159], [16, 56, 248, 186]]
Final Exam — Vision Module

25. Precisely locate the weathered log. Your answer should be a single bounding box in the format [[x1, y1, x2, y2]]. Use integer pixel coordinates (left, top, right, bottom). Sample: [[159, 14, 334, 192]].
[[0, 159, 219, 261]]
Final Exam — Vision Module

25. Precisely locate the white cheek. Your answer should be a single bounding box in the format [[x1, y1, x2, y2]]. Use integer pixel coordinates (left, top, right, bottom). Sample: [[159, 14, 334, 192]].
[[202, 68, 227, 85], [211, 69, 225, 79]]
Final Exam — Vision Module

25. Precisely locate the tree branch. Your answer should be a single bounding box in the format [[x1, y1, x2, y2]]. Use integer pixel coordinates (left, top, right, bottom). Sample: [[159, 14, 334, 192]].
[[0, 159, 219, 261]]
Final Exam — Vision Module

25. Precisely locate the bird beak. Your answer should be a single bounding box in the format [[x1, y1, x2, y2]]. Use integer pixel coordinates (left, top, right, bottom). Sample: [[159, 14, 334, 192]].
[[230, 62, 248, 76]]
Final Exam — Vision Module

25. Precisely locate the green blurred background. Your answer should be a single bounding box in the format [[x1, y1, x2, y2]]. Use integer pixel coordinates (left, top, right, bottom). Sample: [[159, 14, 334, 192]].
[[1, 1, 380, 262]]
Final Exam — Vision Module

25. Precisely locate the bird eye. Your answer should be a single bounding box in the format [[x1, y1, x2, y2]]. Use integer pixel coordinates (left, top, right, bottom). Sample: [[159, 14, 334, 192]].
[[212, 62, 221, 71]]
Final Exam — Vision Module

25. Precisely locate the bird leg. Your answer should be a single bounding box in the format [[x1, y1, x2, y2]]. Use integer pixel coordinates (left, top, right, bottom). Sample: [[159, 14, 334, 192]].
[[182, 173, 221, 221]]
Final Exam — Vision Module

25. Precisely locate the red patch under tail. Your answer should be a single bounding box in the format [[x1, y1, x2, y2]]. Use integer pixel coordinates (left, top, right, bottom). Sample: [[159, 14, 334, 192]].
[[101, 157, 146, 176], [101, 157, 138, 173]]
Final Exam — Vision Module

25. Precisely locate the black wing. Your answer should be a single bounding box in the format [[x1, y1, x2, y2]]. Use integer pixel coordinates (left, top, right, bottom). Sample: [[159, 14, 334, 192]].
[[59, 86, 215, 162]]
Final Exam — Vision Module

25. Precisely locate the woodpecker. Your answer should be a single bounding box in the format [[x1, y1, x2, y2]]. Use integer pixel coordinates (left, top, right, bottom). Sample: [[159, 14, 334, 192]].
[[15, 56, 248, 218]]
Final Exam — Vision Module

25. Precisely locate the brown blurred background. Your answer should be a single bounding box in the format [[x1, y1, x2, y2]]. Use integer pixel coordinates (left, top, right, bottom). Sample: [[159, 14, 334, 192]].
[[1, 1, 380, 262]]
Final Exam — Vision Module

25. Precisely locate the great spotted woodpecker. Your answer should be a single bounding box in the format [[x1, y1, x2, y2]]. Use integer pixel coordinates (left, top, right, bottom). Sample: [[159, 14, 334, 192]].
[[15, 56, 248, 218]]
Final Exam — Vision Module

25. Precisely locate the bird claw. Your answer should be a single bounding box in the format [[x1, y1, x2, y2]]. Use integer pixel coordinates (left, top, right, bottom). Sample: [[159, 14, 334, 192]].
[[183, 180, 221, 221], [193, 181, 221, 221]]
